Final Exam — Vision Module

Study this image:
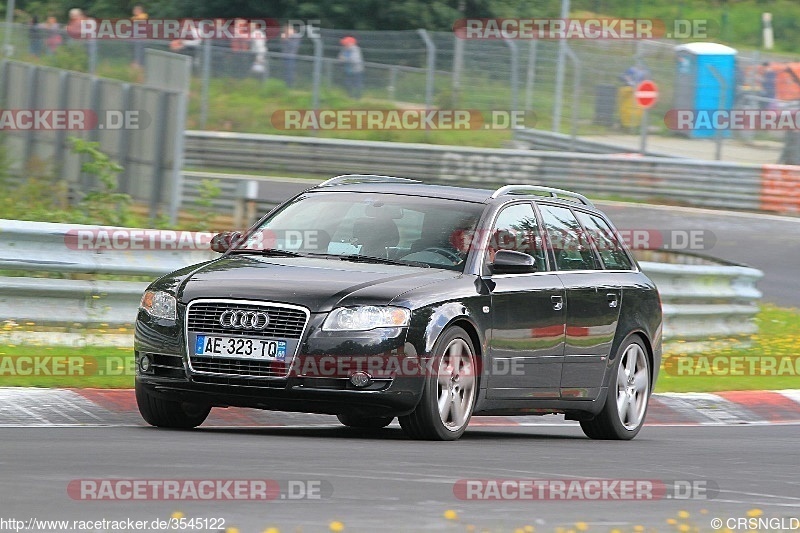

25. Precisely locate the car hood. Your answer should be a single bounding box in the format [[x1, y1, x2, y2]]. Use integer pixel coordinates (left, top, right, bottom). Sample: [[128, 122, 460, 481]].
[[176, 255, 461, 312]]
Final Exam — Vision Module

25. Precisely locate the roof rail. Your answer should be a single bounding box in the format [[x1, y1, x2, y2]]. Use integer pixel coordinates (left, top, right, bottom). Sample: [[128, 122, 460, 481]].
[[316, 174, 420, 188], [490, 184, 594, 207]]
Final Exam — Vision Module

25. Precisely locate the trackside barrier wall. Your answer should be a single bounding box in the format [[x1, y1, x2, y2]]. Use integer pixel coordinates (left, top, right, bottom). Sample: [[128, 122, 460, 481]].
[[182, 131, 800, 214]]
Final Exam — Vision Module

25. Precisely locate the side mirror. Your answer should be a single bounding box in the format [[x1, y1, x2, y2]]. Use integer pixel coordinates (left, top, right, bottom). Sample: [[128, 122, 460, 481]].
[[491, 250, 536, 274], [210, 231, 243, 253]]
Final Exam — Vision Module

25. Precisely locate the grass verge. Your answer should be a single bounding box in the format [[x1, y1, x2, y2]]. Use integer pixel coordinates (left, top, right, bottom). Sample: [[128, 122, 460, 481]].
[[657, 304, 800, 393], [0, 305, 797, 392]]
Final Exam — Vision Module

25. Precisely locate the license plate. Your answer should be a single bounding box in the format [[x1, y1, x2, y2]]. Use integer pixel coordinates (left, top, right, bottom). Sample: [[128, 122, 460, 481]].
[[194, 335, 287, 360]]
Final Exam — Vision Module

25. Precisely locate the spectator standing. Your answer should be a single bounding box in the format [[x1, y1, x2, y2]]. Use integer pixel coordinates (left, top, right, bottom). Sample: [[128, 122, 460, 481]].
[[131, 5, 148, 69], [29, 16, 44, 57], [760, 62, 777, 109], [169, 20, 201, 68], [338, 36, 363, 99], [250, 21, 268, 79], [230, 18, 251, 78], [281, 24, 301, 87], [65, 8, 84, 41], [44, 16, 62, 55], [66, 8, 97, 71]]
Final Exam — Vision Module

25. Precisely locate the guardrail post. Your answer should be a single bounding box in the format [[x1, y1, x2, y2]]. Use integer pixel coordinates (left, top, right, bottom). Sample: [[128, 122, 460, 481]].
[[311, 34, 323, 113], [417, 29, 436, 112], [2, 6, 15, 57], [0, 59, 7, 103], [200, 38, 212, 129], [524, 40, 537, 111], [116, 83, 132, 194], [707, 64, 727, 161], [563, 44, 580, 141], [388, 65, 397, 101], [150, 91, 169, 219], [552, 0, 570, 132], [53, 71, 70, 193], [87, 38, 97, 74], [21, 65, 38, 173], [167, 55, 192, 224], [234, 180, 259, 228], [504, 39, 519, 113]]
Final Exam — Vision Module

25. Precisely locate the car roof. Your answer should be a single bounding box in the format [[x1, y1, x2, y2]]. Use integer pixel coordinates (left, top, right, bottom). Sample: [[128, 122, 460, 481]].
[[305, 180, 600, 211], [306, 182, 495, 203]]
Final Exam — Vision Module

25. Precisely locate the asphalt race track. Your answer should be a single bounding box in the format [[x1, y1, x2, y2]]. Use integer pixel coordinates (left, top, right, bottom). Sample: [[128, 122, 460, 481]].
[[2, 183, 799, 532], [599, 202, 800, 308], [1, 424, 798, 532]]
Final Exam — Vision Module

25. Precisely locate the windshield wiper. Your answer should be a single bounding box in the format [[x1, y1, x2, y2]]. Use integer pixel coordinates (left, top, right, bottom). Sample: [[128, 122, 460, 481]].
[[228, 248, 305, 257], [337, 254, 430, 268]]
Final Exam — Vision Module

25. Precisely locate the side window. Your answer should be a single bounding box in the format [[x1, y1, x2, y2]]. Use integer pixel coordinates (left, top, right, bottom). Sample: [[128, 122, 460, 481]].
[[538, 204, 601, 271], [488, 203, 547, 271], [575, 212, 634, 270]]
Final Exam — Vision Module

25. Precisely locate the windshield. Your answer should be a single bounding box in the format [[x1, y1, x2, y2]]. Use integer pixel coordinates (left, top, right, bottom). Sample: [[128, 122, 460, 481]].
[[236, 192, 484, 271]]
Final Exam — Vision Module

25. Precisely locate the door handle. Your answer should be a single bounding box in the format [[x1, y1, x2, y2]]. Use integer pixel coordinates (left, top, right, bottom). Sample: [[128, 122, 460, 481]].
[[551, 295, 564, 311], [607, 293, 618, 308]]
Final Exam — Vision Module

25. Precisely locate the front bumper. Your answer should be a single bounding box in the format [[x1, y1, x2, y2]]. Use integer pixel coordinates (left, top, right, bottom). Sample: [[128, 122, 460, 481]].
[[134, 307, 426, 417]]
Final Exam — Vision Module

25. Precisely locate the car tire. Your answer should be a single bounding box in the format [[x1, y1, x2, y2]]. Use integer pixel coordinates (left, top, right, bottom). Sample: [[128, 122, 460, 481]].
[[580, 336, 651, 440], [399, 326, 477, 441], [336, 413, 394, 429], [136, 381, 211, 429]]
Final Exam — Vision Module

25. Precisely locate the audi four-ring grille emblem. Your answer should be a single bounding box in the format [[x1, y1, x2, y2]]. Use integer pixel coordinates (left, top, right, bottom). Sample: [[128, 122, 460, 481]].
[[219, 310, 270, 330]]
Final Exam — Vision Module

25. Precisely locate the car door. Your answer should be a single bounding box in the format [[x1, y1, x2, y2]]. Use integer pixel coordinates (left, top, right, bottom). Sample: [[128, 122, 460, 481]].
[[485, 202, 566, 399], [536, 203, 623, 401]]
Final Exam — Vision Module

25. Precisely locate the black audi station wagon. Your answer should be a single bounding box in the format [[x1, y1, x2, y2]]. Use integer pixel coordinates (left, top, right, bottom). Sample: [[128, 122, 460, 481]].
[[135, 176, 662, 441]]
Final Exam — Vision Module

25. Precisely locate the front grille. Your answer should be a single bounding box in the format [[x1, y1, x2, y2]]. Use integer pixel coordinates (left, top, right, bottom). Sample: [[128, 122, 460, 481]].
[[191, 374, 287, 389], [187, 301, 308, 339], [186, 300, 309, 380], [190, 356, 288, 378]]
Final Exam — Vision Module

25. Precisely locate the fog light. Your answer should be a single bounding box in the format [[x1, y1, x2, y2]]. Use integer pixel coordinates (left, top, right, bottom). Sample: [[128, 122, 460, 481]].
[[139, 354, 151, 373], [350, 371, 372, 387]]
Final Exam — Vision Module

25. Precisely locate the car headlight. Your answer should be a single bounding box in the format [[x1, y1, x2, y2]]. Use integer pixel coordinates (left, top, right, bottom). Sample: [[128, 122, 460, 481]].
[[322, 306, 410, 331], [140, 290, 177, 320]]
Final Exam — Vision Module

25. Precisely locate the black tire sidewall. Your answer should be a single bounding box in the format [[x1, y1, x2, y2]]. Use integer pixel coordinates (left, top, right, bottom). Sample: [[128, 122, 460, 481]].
[[605, 336, 651, 439], [420, 326, 478, 440]]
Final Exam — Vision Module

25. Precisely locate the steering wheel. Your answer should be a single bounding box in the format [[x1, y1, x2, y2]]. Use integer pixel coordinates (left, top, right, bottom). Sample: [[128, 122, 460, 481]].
[[421, 247, 463, 264]]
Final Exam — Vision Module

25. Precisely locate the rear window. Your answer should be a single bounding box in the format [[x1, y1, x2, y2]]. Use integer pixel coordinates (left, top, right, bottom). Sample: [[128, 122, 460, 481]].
[[574, 211, 634, 271], [538, 204, 601, 271]]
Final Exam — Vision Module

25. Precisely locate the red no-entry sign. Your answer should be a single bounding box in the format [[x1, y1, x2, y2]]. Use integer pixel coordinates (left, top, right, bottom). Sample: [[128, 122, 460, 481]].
[[634, 80, 659, 109]]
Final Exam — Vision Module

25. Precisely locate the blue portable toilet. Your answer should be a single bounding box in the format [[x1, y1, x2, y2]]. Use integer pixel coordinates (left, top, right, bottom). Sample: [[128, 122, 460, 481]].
[[673, 43, 737, 138]]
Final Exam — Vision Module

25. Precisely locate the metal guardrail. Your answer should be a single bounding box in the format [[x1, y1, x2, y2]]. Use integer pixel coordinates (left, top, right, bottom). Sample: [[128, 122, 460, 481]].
[[183, 130, 787, 213], [637, 252, 763, 346], [511, 129, 681, 158], [0, 220, 763, 350]]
